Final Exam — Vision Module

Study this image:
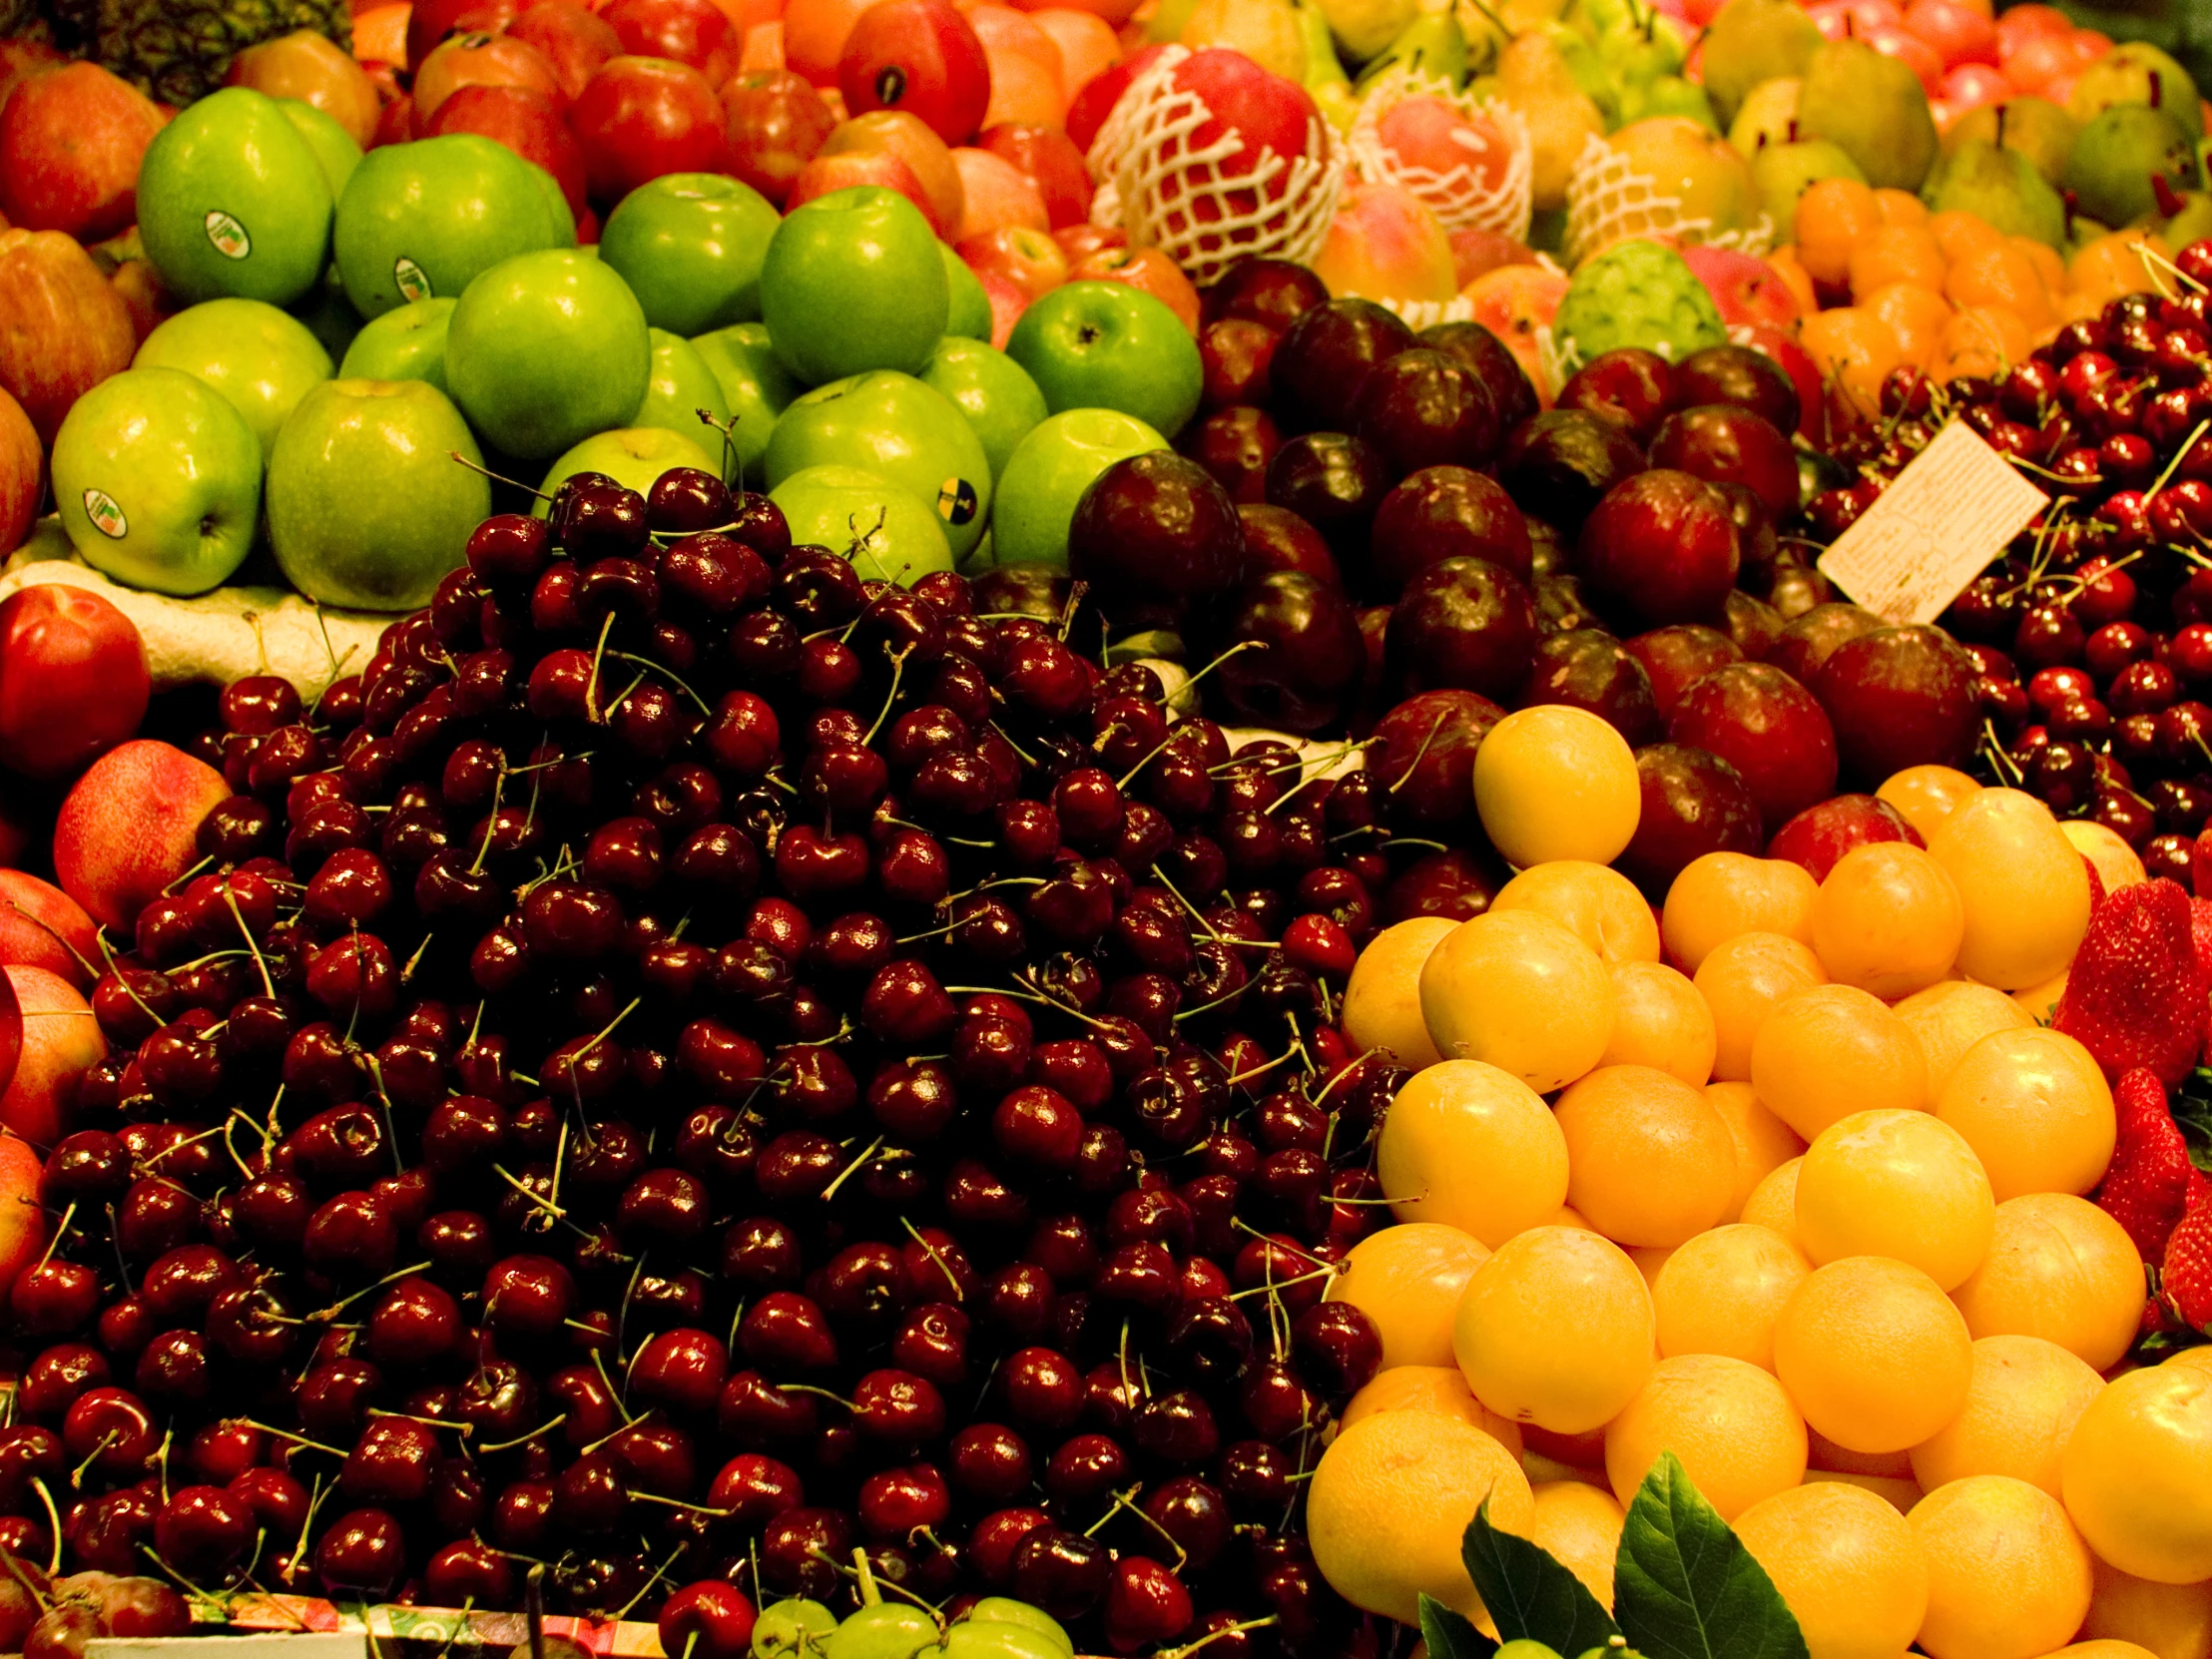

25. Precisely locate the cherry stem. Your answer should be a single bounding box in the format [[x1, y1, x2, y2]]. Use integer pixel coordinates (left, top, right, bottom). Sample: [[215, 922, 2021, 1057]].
[[898, 1218, 964, 1304], [69, 1429, 118, 1489], [862, 646, 914, 748], [223, 885, 276, 998], [34, 1204, 73, 1272], [1164, 1617, 1277, 1659], [25, 1479, 59, 1579], [2148, 419, 2211, 502], [447, 450, 553, 501], [476, 1415, 565, 1454], [1226, 1264, 1338, 1301], [852, 1546, 880, 1608], [584, 612, 617, 726], [307, 1260, 433, 1324]]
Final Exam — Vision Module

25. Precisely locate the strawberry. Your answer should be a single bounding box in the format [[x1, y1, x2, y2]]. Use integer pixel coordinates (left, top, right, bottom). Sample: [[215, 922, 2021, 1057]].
[[2191, 895, 2212, 1050], [2163, 1184, 2212, 1333], [2097, 1068, 2204, 1262], [2053, 877, 2207, 1086]]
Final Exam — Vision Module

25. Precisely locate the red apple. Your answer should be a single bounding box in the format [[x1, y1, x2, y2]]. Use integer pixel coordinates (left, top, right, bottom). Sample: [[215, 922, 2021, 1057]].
[[407, 0, 519, 71], [0, 229, 136, 446], [603, 0, 742, 85], [0, 63, 165, 242], [1577, 469, 1742, 628], [52, 740, 229, 930], [0, 40, 66, 112], [107, 255, 176, 346], [0, 870, 97, 991], [0, 586, 149, 782], [0, 386, 37, 557], [413, 31, 564, 126], [226, 29, 381, 148], [510, 1, 623, 105], [569, 55, 729, 205], [783, 0, 873, 87], [425, 84, 589, 217], [955, 226, 1066, 301], [976, 121, 1091, 228], [838, 0, 990, 146], [1767, 793, 1924, 881], [1052, 223, 1125, 265], [1165, 51, 1322, 240], [722, 68, 835, 205], [0, 964, 101, 1146]]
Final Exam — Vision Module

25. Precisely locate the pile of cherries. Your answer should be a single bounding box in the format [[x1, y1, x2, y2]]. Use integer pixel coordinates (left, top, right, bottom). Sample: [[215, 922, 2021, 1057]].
[[1165, 260, 1988, 910], [0, 443, 1441, 1659], [1816, 240, 2212, 887]]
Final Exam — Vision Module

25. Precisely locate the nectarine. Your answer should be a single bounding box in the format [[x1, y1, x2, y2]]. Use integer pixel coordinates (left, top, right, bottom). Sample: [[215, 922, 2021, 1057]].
[[52, 740, 229, 930], [0, 585, 150, 782], [0, 964, 102, 1147], [0, 871, 97, 990]]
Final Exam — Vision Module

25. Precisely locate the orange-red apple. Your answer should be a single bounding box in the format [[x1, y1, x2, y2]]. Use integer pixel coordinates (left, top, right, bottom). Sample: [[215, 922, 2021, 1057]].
[[0, 229, 137, 445]]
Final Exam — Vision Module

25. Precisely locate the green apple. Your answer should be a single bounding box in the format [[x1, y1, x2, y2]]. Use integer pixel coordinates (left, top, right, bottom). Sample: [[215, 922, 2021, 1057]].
[[1006, 280, 1204, 438], [137, 87, 333, 306], [335, 135, 571, 320], [764, 370, 990, 560], [446, 249, 651, 459], [278, 99, 363, 200], [288, 263, 362, 363], [598, 173, 780, 335], [50, 367, 263, 596], [990, 407, 1168, 570], [943, 244, 992, 340], [692, 321, 800, 485], [919, 336, 1046, 483], [134, 297, 333, 462], [267, 378, 490, 610], [635, 328, 733, 449], [770, 464, 952, 585], [341, 296, 456, 393], [535, 426, 722, 511], [759, 186, 949, 384]]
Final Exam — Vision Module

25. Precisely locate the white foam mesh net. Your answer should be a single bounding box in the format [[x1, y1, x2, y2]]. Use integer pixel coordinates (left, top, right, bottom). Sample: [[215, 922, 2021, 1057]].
[[1344, 63, 1533, 242], [1085, 44, 1348, 289], [1561, 133, 1775, 270]]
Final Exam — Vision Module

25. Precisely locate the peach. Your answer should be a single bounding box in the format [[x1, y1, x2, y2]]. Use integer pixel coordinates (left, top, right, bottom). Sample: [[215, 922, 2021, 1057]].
[[0, 964, 102, 1147], [413, 31, 565, 126], [951, 145, 1050, 239], [1311, 180, 1456, 305], [822, 109, 965, 237], [1460, 264, 1566, 402], [1376, 96, 1516, 194], [1070, 244, 1201, 332], [1028, 9, 1119, 104], [0, 583, 152, 782], [1448, 228, 1537, 288], [0, 963, 13, 1098], [229, 29, 381, 146], [52, 739, 229, 931], [0, 871, 97, 991], [0, 1130, 41, 1287]]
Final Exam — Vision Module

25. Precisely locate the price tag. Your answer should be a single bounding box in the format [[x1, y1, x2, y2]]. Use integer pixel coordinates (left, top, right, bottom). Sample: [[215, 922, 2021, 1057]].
[[1816, 418, 2049, 625]]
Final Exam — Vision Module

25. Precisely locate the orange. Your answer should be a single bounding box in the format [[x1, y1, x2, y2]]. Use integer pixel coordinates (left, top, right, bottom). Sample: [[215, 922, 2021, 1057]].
[[1850, 225, 1947, 297], [1800, 308, 1904, 420], [1796, 178, 1885, 287], [1863, 281, 1955, 368]]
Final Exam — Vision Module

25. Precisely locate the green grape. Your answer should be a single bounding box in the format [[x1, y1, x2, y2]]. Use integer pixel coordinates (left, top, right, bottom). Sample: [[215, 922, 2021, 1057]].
[[824, 1604, 940, 1659], [1496, 1643, 1565, 1659], [962, 1600, 1071, 1656], [925, 1626, 1071, 1659], [751, 1599, 837, 1659]]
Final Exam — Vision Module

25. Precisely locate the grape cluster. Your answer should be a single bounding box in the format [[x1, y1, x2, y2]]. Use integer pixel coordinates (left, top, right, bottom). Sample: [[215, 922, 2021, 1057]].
[[0, 458, 1420, 1658]]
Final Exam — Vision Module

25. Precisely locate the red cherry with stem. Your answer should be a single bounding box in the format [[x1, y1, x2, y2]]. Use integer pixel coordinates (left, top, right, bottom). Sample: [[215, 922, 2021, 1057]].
[[658, 1581, 758, 1659]]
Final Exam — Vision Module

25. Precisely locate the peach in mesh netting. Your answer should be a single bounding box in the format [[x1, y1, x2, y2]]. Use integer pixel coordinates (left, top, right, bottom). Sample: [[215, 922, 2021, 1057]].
[[1084, 45, 1347, 289], [1344, 62, 1533, 242]]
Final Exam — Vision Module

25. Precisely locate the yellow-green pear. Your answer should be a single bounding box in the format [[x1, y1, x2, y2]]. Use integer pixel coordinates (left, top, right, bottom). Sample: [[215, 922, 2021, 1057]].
[[1179, 0, 1308, 77], [1314, 0, 1422, 64], [1495, 30, 1608, 210], [2068, 42, 2202, 141], [1795, 37, 1937, 191], [1924, 138, 2066, 247], [1938, 96, 2079, 187], [1699, 0, 1822, 126], [1727, 75, 1799, 157]]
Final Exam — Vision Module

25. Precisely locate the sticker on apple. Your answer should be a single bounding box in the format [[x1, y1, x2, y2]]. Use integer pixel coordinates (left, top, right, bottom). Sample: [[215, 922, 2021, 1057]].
[[394, 258, 432, 303], [937, 476, 979, 527], [81, 489, 128, 539], [204, 211, 251, 260]]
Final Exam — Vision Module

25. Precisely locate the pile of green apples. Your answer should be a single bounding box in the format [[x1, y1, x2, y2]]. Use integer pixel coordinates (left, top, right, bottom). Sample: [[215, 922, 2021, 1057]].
[[49, 83, 1207, 613]]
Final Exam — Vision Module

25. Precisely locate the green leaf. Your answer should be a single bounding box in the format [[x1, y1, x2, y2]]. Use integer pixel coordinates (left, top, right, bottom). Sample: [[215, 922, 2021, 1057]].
[[1462, 1494, 1620, 1655], [1614, 1453, 1810, 1659], [1418, 1594, 1498, 1659]]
